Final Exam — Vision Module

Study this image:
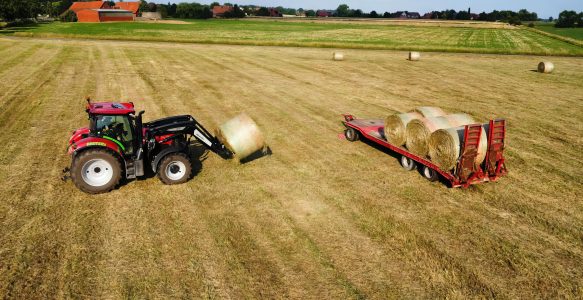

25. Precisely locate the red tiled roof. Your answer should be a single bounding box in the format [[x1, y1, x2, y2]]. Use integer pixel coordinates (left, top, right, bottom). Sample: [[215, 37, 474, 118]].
[[212, 5, 233, 16], [115, 2, 140, 14], [69, 1, 109, 13]]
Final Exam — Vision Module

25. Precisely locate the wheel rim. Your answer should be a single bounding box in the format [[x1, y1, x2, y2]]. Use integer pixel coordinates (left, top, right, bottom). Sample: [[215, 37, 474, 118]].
[[346, 129, 354, 139], [165, 161, 186, 181], [81, 159, 114, 187], [401, 156, 411, 168], [424, 167, 433, 178]]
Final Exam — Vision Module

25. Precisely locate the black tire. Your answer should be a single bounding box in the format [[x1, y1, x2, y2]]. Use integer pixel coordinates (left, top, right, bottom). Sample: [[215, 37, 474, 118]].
[[422, 166, 439, 182], [400, 155, 416, 171], [157, 152, 192, 185], [345, 128, 359, 142], [70, 149, 122, 194]]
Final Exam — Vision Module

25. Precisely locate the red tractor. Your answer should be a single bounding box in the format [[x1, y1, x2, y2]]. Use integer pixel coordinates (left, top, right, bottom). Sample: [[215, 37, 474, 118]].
[[65, 99, 232, 194]]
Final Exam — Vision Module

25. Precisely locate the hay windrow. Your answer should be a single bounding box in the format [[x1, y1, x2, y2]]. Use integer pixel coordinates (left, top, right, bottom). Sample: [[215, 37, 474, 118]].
[[413, 106, 446, 118], [405, 116, 453, 156], [384, 112, 422, 145], [216, 113, 265, 161], [429, 126, 488, 171]]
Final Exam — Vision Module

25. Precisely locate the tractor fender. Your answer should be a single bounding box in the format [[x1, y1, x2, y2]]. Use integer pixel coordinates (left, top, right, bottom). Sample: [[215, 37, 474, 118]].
[[151, 146, 187, 173], [68, 136, 123, 157]]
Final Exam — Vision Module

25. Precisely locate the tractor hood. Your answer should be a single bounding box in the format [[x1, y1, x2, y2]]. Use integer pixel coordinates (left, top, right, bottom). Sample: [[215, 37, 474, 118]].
[[69, 127, 90, 146]]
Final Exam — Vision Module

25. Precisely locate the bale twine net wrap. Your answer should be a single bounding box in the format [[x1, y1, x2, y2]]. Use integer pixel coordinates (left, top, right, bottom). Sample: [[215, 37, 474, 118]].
[[538, 61, 554, 73], [413, 106, 446, 118], [333, 52, 344, 61], [409, 51, 421, 61], [384, 112, 423, 145], [428, 125, 488, 171], [405, 113, 476, 156], [216, 113, 265, 161]]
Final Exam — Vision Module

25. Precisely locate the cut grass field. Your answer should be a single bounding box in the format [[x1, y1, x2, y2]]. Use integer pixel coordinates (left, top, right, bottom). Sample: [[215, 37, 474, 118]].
[[534, 23, 583, 41], [4, 19, 583, 56], [0, 37, 582, 298]]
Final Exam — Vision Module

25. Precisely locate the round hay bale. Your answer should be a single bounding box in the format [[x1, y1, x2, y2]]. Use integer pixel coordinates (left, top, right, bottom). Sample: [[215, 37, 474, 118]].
[[216, 113, 265, 161], [428, 126, 488, 171], [538, 61, 554, 73], [443, 113, 476, 127], [405, 116, 454, 156], [413, 106, 446, 118], [333, 52, 344, 61], [384, 112, 423, 145], [409, 51, 421, 61]]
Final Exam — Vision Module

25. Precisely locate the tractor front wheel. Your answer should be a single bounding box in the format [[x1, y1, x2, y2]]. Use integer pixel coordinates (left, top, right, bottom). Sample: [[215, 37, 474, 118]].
[[71, 149, 122, 194], [157, 153, 192, 185]]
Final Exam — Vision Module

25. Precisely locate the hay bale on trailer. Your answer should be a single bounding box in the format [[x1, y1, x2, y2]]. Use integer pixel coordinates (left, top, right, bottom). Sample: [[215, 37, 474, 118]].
[[409, 51, 421, 61], [413, 106, 446, 118], [405, 113, 476, 156], [538, 62, 554, 73], [216, 113, 265, 161], [333, 52, 344, 61], [428, 125, 488, 171], [384, 112, 422, 145]]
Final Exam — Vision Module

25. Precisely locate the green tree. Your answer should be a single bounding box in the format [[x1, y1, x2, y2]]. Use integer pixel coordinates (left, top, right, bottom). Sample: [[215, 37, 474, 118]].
[[210, 2, 219, 9], [578, 12, 583, 27], [0, 0, 40, 21], [556, 10, 578, 27], [305, 9, 315, 17], [336, 4, 349, 17], [255, 7, 269, 16], [369, 10, 378, 18]]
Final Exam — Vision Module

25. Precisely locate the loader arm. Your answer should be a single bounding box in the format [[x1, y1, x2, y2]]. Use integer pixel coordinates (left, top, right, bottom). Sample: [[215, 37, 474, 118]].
[[144, 115, 232, 157]]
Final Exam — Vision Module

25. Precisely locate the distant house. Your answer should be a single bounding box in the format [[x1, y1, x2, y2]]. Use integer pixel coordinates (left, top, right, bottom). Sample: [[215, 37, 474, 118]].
[[268, 8, 282, 17], [114, 2, 140, 17], [394, 11, 420, 19], [316, 10, 334, 17], [212, 5, 233, 18], [422, 12, 433, 19]]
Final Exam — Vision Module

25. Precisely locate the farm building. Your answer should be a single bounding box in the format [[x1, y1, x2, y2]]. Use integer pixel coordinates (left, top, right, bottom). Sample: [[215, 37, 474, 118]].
[[316, 10, 335, 17], [69, 1, 139, 22], [268, 8, 282, 17], [212, 5, 233, 18], [76, 9, 134, 22], [114, 2, 140, 16]]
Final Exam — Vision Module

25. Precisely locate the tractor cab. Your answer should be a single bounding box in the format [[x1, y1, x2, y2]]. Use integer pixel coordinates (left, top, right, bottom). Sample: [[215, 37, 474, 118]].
[[86, 102, 138, 156]]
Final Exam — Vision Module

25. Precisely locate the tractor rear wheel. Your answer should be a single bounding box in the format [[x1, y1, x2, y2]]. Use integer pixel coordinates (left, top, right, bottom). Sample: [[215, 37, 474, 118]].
[[157, 153, 192, 185], [71, 149, 122, 194]]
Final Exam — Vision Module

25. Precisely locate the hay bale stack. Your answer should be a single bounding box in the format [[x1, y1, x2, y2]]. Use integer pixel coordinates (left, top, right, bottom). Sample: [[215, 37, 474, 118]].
[[538, 61, 554, 73], [384, 112, 422, 145], [428, 126, 488, 171], [409, 51, 421, 61], [406, 116, 454, 156], [333, 52, 344, 61], [216, 113, 265, 161], [405, 113, 476, 156], [413, 106, 446, 118]]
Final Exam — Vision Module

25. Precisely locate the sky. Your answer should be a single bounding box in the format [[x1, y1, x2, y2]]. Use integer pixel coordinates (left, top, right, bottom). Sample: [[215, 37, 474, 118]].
[[150, 0, 583, 19]]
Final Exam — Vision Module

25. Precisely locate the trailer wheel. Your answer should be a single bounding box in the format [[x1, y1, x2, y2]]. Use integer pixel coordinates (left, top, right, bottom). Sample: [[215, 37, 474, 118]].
[[422, 166, 439, 182], [70, 149, 122, 194], [400, 156, 416, 171], [345, 128, 359, 142], [157, 152, 192, 185]]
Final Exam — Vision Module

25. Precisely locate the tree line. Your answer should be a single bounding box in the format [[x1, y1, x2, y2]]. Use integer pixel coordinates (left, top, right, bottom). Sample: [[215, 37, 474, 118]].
[[555, 11, 583, 28]]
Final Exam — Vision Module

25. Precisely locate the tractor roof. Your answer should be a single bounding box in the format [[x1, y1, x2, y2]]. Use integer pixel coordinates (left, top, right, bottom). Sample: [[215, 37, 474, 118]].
[[87, 102, 135, 115]]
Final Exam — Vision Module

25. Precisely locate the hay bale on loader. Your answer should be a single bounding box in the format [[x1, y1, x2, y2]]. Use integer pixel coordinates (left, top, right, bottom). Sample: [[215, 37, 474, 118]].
[[216, 113, 265, 161], [405, 113, 476, 156], [428, 125, 488, 171]]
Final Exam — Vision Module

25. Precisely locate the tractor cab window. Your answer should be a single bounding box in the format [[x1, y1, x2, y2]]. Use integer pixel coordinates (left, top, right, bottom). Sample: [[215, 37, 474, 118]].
[[93, 115, 134, 154]]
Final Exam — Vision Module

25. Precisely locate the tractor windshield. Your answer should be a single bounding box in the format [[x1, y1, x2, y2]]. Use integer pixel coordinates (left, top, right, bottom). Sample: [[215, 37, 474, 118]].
[[92, 115, 134, 154]]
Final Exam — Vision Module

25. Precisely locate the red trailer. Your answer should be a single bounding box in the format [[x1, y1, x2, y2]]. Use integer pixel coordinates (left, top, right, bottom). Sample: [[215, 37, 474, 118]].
[[341, 114, 507, 188]]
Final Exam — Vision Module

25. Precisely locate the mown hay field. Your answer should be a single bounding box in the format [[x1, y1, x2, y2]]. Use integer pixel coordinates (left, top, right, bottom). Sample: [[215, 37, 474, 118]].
[[0, 37, 582, 298], [4, 19, 583, 56]]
